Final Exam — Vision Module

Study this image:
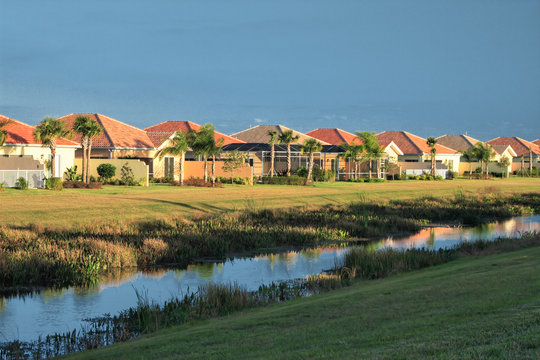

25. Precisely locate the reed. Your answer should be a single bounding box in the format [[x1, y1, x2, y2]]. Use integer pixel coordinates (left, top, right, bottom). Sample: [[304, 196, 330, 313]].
[[0, 192, 537, 289]]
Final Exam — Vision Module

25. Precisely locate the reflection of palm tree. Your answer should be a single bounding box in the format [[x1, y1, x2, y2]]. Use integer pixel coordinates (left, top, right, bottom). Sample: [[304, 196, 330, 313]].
[[427, 228, 435, 248]]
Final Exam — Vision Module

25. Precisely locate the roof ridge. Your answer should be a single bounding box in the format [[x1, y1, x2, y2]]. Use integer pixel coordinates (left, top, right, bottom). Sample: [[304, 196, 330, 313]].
[[96, 113, 148, 133], [402, 131, 424, 153], [93, 114, 115, 148]]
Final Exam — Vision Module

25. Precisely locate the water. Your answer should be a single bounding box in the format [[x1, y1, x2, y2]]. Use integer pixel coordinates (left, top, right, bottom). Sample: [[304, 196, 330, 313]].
[[0, 215, 538, 343]]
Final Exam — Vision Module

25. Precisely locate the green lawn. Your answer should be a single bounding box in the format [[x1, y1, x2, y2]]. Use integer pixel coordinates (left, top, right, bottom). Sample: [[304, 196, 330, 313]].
[[2, 178, 539, 227], [67, 246, 540, 359]]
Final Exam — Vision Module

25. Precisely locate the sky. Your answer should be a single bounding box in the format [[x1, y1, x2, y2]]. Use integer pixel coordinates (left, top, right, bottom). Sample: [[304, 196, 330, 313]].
[[1, 0, 539, 140]]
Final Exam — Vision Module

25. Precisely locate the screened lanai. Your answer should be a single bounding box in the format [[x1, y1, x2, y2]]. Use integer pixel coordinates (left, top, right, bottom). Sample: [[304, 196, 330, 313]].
[[222, 143, 389, 180], [222, 143, 345, 177]]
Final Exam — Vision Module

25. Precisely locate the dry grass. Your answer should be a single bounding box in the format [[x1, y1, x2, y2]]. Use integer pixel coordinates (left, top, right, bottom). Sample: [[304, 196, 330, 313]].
[[1, 178, 539, 227]]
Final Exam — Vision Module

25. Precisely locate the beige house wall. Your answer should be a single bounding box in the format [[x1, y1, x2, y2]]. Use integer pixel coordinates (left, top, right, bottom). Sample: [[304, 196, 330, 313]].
[[74, 158, 149, 185], [398, 154, 460, 172]]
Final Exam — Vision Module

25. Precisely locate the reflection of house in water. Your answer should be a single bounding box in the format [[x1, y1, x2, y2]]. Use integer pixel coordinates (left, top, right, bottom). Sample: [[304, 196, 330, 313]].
[[381, 227, 458, 249]]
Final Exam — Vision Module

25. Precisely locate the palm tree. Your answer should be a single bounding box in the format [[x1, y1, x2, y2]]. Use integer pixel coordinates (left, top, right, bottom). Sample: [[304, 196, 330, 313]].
[[356, 131, 383, 178], [341, 143, 363, 179], [0, 119, 10, 146], [278, 130, 299, 176], [472, 143, 495, 179], [300, 139, 323, 185], [267, 131, 277, 177], [497, 156, 511, 178], [156, 131, 189, 186], [426, 136, 437, 176], [73, 116, 102, 183], [188, 124, 215, 183], [461, 149, 475, 179], [34, 117, 71, 178], [210, 137, 224, 186]]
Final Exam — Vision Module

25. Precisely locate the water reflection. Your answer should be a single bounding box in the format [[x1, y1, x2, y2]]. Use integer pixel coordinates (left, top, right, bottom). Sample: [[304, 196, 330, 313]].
[[0, 215, 538, 343]]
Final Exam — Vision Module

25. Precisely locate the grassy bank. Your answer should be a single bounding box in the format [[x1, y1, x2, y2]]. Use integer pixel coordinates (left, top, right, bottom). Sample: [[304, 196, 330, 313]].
[[3, 233, 539, 359], [1, 192, 537, 288], [0, 179, 538, 227], [53, 236, 540, 359]]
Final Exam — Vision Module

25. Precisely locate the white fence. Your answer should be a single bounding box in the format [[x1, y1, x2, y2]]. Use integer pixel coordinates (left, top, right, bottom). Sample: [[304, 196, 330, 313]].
[[0, 170, 46, 188]]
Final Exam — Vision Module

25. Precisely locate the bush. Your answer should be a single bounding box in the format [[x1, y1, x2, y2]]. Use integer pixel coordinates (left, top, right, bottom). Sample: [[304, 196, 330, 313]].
[[261, 175, 307, 186], [45, 177, 63, 191], [15, 177, 28, 190], [63, 181, 103, 189], [97, 164, 116, 180], [0, 183, 4, 192], [176, 177, 223, 187], [312, 166, 336, 182], [120, 164, 136, 186], [295, 167, 308, 178]]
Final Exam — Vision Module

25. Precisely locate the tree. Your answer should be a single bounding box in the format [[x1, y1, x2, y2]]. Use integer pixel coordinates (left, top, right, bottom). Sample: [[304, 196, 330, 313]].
[[97, 163, 116, 181], [461, 149, 475, 179], [426, 137, 437, 176], [0, 119, 10, 146], [356, 131, 383, 178], [497, 156, 511, 178], [340, 143, 363, 179], [156, 131, 189, 186], [300, 139, 323, 185], [223, 150, 247, 183], [472, 143, 495, 179], [187, 124, 215, 183], [209, 136, 224, 186], [73, 116, 102, 183], [34, 117, 71, 178], [278, 130, 300, 177], [267, 131, 278, 177]]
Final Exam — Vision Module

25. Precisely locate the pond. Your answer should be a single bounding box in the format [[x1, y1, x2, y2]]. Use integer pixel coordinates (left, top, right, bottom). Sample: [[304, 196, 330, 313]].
[[0, 215, 538, 343]]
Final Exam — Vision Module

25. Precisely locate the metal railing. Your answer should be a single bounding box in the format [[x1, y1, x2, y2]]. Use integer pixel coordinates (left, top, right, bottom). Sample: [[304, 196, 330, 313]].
[[0, 170, 46, 188]]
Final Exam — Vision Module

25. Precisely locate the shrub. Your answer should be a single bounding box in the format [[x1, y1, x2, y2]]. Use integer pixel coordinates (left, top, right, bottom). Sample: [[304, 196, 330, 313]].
[[120, 164, 136, 186], [63, 181, 103, 189], [178, 177, 223, 187], [15, 177, 28, 190], [295, 167, 308, 178], [46, 177, 63, 191], [64, 166, 80, 181], [0, 183, 4, 192], [97, 164, 116, 180], [261, 175, 307, 186], [312, 167, 336, 182]]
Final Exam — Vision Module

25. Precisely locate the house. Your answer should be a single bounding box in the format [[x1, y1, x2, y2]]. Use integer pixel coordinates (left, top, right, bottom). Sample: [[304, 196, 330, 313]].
[[532, 139, 540, 147], [0, 115, 78, 186], [144, 121, 245, 179], [57, 113, 154, 182], [486, 137, 540, 173], [306, 128, 403, 179], [436, 134, 516, 175], [226, 125, 338, 177], [376, 131, 461, 176]]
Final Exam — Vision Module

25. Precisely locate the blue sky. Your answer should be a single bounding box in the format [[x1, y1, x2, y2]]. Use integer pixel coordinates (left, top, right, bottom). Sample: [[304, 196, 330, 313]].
[[1, 0, 539, 140]]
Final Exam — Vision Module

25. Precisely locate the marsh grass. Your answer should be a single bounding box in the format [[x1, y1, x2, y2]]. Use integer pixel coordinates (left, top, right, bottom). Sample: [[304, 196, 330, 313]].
[[0, 192, 537, 289], [2, 232, 539, 360]]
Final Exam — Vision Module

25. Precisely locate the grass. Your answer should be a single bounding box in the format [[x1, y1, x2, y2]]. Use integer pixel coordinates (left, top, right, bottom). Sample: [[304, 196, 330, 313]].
[[62, 240, 540, 359], [1, 192, 537, 289], [0, 178, 539, 227]]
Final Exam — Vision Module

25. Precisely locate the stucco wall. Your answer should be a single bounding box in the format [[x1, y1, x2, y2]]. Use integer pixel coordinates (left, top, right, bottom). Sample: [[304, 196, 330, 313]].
[[74, 158, 149, 185]]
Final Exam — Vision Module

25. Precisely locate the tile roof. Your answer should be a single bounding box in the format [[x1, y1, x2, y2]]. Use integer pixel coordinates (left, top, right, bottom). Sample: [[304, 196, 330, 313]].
[[490, 145, 516, 157], [436, 134, 482, 152], [0, 114, 78, 146], [533, 139, 540, 147], [305, 128, 362, 145], [57, 113, 154, 149], [487, 137, 540, 157], [230, 125, 329, 145], [144, 121, 244, 147], [376, 131, 459, 155]]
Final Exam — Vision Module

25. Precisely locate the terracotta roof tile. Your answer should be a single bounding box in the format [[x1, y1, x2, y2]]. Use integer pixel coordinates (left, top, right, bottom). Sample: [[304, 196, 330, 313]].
[[145, 121, 244, 147], [376, 131, 458, 155], [305, 128, 362, 145], [230, 125, 329, 145], [487, 137, 540, 157], [57, 113, 154, 149], [0, 114, 78, 146], [533, 139, 540, 147]]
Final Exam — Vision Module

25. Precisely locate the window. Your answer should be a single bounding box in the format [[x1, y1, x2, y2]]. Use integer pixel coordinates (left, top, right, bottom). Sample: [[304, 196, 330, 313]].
[[164, 157, 174, 178]]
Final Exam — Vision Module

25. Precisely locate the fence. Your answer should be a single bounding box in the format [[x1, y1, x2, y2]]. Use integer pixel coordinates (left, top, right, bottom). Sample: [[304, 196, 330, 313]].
[[0, 170, 46, 188]]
